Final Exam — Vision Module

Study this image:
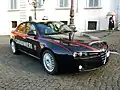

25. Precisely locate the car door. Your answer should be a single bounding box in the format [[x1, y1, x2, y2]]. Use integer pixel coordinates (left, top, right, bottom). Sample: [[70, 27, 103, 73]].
[[15, 22, 28, 51], [25, 22, 41, 57]]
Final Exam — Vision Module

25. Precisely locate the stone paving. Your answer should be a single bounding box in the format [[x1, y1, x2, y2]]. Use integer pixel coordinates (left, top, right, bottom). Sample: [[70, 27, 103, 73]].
[[0, 31, 120, 90]]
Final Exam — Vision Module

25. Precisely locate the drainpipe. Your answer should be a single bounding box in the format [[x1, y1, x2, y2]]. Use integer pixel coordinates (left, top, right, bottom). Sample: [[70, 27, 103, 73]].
[[69, 0, 76, 31], [33, 0, 37, 20]]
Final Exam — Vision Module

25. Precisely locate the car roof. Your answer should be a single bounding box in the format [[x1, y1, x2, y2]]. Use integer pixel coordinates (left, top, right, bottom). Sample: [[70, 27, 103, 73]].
[[21, 21, 37, 24], [19, 21, 63, 27], [21, 21, 60, 24]]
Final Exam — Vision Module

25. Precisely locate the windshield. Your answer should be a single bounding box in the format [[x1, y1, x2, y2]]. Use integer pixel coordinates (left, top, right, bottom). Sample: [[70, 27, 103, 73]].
[[36, 22, 72, 35], [36, 24, 59, 35], [50, 22, 72, 32]]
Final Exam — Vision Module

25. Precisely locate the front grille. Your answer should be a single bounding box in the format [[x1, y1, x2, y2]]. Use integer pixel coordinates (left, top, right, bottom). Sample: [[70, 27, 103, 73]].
[[75, 51, 106, 60], [75, 51, 107, 69], [100, 52, 106, 61]]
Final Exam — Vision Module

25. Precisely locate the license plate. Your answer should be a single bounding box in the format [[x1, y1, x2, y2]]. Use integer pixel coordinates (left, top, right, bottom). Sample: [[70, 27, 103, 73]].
[[103, 56, 107, 64], [106, 51, 110, 57]]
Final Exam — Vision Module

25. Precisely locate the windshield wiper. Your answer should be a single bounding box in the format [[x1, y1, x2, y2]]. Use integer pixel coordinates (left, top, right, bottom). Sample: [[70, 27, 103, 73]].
[[44, 32, 61, 35], [60, 30, 72, 33]]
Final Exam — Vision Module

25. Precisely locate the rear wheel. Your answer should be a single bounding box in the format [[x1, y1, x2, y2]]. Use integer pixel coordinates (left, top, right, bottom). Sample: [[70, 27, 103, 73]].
[[42, 50, 58, 75], [10, 41, 18, 54]]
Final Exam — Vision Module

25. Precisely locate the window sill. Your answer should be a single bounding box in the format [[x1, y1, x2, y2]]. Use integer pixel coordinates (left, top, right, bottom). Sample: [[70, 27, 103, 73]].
[[31, 8, 44, 11], [84, 7, 102, 9], [8, 9, 20, 12], [56, 7, 70, 10]]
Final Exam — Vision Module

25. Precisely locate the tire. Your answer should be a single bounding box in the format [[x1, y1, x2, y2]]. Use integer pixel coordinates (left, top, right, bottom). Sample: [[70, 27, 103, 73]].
[[42, 50, 58, 75], [10, 40, 18, 54]]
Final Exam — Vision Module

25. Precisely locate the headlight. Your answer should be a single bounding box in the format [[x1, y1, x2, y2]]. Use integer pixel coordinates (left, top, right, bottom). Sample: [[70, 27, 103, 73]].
[[73, 52, 88, 58], [78, 52, 83, 56], [73, 52, 79, 57], [83, 52, 88, 57]]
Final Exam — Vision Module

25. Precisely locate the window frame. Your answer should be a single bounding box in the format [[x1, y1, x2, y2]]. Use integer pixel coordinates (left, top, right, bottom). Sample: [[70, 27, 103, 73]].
[[86, 0, 101, 8], [88, 21, 97, 30], [9, 0, 18, 10], [57, 0, 70, 8], [36, 0, 45, 8], [12, 21, 17, 28], [85, 20, 99, 31]]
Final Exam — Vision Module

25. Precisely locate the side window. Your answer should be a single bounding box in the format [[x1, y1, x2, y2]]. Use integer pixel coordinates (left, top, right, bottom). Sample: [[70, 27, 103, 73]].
[[30, 24, 37, 35], [30, 24, 36, 31], [25, 23, 31, 34], [27, 23, 37, 35], [17, 23, 25, 33]]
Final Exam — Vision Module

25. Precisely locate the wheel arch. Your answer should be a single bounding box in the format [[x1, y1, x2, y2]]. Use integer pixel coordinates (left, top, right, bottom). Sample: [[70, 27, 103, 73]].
[[40, 47, 54, 59], [10, 39, 13, 44]]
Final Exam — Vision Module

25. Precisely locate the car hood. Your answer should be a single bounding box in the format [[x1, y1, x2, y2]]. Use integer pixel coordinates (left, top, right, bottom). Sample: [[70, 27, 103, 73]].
[[47, 32, 100, 41], [44, 32, 107, 52]]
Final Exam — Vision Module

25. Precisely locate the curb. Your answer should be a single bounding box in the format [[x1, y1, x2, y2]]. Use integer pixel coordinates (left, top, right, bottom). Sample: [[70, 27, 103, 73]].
[[0, 35, 10, 37], [84, 30, 120, 34]]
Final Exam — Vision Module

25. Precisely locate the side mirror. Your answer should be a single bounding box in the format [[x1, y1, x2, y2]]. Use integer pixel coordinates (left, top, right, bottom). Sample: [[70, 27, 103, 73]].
[[28, 30, 38, 39], [28, 33, 36, 36]]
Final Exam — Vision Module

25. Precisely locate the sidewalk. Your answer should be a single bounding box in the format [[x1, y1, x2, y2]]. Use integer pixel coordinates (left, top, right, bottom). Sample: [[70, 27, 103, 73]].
[[84, 30, 119, 39], [0, 35, 9, 44]]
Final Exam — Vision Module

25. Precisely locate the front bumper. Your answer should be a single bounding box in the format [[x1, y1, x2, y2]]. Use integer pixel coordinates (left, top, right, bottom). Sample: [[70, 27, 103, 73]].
[[55, 51, 110, 71], [75, 51, 110, 71]]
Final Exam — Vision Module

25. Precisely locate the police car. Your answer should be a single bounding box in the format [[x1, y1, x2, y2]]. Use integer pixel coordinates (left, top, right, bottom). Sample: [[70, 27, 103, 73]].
[[10, 21, 110, 74]]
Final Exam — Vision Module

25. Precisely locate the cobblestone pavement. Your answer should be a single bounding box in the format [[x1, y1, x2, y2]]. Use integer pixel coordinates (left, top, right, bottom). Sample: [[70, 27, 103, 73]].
[[0, 31, 120, 90]]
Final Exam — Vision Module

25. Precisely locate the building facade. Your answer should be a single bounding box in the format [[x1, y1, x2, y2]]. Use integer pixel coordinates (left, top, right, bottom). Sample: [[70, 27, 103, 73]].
[[0, 1, 9, 35], [7, 0, 119, 35]]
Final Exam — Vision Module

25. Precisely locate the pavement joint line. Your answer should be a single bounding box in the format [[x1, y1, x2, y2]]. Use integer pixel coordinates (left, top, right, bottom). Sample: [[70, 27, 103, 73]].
[[99, 32, 113, 39]]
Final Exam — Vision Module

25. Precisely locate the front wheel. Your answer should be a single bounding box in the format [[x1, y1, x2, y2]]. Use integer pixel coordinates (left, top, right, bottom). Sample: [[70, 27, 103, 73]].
[[42, 50, 58, 75], [10, 41, 18, 54]]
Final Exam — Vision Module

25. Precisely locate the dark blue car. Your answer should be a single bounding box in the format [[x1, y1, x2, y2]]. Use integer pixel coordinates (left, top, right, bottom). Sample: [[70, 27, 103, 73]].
[[10, 21, 110, 74]]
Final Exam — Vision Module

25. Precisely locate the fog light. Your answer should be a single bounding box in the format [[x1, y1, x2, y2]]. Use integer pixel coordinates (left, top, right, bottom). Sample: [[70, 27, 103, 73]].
[[79, 65, 83, 70]]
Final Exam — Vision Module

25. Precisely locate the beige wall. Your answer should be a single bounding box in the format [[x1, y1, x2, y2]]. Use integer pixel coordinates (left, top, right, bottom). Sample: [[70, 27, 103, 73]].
[[0, 1, 9, 35], [7, 0, 118, 35]]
